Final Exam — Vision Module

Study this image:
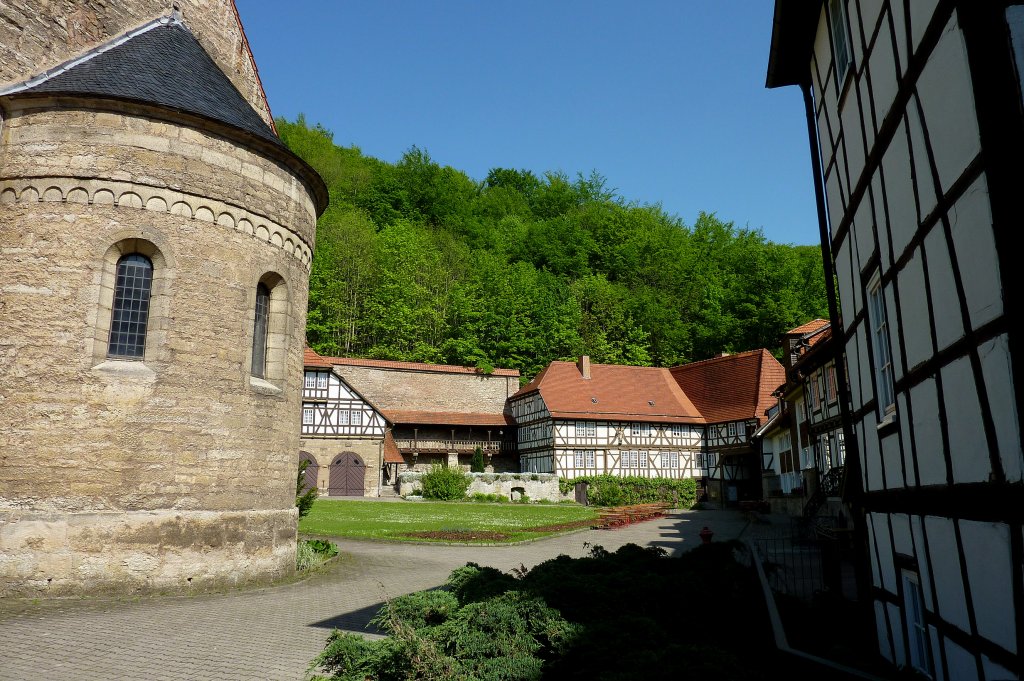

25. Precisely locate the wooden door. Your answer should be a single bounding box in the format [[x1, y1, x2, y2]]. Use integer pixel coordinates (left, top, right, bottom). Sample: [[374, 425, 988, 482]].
[[329, 452, 366, 496]]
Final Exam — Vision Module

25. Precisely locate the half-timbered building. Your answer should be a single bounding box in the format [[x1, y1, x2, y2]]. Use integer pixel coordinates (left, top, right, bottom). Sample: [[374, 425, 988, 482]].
[[758, 319, 848, 516], [302, 348, 520, 495], [511, 356, 705, 479], [670, 350, 786, 505], [768, 2, 1024, 677], [301, 348, 390, 497]]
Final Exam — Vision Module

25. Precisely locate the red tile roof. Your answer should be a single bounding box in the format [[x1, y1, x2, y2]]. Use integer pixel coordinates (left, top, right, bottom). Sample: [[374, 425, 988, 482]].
[[303, 347, 519, 377], [669, 349, 785, 425], [385, 410, 512, 427], [383, 431, 404, 463], [786, 318, 830, 336], [793, 325, 834, 370], [513, 361, 705, 424]]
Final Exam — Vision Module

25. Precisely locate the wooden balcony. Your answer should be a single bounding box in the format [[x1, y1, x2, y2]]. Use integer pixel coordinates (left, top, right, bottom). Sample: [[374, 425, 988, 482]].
[[393, 439, 511, 454]]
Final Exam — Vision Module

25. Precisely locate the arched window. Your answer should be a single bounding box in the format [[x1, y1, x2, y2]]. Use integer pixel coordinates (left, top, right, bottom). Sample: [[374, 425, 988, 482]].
[[107, 253, 153, 359], [251, 282, 270, 378]]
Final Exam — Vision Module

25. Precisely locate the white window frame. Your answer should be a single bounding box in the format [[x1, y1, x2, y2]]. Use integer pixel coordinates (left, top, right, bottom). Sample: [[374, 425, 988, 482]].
[[317, 372, 328, 389], [671, 424, 683, 438], [302, 406, 314, 425], [351, 410, 362, 426], [585, 450, 596, 468], [639, 451, 648, 468], [902, 570, 933, 677], [304, 373, 316, 390], [727, 422, 737, 437], [574, 451, 585, 468], [337, 410, 350, 426], [576, 420, 596, 438], [829, 0, 852, 87], [867, 270, 896, 418]]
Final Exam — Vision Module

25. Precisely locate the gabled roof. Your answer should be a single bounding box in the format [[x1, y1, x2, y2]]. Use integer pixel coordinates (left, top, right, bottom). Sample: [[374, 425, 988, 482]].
[[786, 318, 830, 336], [513, 361, 705, 425], [304, 347, 519, 378], [793, 325, 835, 372], [766, 0, 823, 89], [670, 349, 786, 425], [1, 16, 281, 146]]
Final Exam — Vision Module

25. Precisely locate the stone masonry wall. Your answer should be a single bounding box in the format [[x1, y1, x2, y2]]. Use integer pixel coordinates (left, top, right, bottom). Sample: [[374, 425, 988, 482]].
[[398, 473, 566, 503], [0, 0, 274, 126], [331, 366, 518, 414], [0, 101, 315, 595], [299, 438, 383, 498]]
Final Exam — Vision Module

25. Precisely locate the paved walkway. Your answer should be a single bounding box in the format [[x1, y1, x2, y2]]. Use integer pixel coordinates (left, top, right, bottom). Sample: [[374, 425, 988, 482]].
[[0, 508, 750, 681]]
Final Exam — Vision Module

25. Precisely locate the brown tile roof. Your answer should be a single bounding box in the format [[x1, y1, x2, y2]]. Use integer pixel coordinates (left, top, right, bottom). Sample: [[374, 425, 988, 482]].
[[383, 431, 403, 464], [669, 349, 785, 425], [793, 325, 834, 370], [385, 410, 512, 427], [513, 361, 705, 424], [786, 318, 830, 336], [303, 347, 519, 377]]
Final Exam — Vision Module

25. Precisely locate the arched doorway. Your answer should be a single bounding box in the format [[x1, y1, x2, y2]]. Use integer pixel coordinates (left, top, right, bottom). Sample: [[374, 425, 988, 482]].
[[298, 451, 318, 495], [329, 452, 366, 496]]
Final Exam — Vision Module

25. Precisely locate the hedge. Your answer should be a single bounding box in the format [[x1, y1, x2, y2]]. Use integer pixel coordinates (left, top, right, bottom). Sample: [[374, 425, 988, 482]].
[[558, 475, 697, 508]]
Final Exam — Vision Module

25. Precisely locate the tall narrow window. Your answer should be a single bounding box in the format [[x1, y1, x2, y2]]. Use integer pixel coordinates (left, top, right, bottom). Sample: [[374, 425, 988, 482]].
[[867, 272, 895, 416], [829, 0, 852, 86], [251, 283, 270, 378], [902, 571, 933, 677], [107, 253, 153, 359]]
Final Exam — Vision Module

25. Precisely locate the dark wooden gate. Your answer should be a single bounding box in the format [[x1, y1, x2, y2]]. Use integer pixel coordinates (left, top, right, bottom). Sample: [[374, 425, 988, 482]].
[[298, 451, 318, 495], [329, 452, 366, 496]]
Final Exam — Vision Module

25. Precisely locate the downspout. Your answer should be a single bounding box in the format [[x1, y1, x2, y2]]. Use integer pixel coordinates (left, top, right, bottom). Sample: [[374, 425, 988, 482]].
[[800, 80, 868, 600]]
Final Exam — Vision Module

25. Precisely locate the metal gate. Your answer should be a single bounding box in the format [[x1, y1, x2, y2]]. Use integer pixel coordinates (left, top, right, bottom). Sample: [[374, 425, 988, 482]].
[[298, 451, 318, 495], [329, 452, 366, 496]]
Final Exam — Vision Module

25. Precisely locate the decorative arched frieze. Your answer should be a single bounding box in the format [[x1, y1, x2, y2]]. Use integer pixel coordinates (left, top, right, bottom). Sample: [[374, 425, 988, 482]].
[[0, 177, 313, 270]]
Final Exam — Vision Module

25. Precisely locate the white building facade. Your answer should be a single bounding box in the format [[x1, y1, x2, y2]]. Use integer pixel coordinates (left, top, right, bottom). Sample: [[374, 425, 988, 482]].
[[768, 2, 1024, 678]]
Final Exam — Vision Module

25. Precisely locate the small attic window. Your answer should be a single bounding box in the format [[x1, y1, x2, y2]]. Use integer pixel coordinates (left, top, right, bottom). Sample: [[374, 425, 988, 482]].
[[648, 400, 655, 406], [591, 397, 598, 404]]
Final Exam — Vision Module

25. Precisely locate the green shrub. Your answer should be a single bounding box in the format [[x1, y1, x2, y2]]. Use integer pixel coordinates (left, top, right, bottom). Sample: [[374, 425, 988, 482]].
[[470, 446, 485, 473], [420, 465, 470, 501], [515, 494, 531, 504], [558, 475, 698, 507], [296, 538, 337, 572], [296, 459, 318, 519]]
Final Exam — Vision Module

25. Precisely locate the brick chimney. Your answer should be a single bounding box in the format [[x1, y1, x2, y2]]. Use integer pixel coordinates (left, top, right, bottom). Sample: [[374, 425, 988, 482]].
[[577, 355, 591, 380]]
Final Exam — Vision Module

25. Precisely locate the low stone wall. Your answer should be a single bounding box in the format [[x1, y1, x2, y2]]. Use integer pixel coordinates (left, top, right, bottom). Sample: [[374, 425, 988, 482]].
[[397, 472, 567, 503]]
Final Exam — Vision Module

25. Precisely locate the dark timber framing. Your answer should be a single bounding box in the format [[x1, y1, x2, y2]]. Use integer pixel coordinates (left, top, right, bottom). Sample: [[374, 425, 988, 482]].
[[768, 0, 1024, 677]]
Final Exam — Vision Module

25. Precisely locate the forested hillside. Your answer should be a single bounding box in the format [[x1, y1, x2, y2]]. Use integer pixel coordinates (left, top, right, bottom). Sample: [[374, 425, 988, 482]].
[[279, 116, 827, 379]]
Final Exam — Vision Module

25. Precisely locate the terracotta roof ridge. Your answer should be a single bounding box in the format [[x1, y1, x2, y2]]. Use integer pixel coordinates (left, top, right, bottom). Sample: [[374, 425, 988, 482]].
[[314, 353, 519, 377], [670, 348, 766, 371]]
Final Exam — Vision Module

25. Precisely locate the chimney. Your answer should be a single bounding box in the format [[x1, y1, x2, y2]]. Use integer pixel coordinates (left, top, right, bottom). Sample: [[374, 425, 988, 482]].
[[577, 355, 591, 380]]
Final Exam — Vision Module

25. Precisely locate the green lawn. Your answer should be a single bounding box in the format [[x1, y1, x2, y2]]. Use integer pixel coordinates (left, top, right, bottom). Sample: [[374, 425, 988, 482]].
[[299, 498, 601, 543]]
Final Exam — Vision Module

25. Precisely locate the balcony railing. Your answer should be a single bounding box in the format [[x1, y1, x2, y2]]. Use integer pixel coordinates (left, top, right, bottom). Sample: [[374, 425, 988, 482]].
[[393, 439, 510, 454]]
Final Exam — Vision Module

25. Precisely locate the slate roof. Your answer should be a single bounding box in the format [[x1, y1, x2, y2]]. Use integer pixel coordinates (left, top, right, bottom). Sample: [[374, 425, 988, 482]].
[[304, 347, 520, 378], [669, 349, 786, 425], [7, 18, 281, 147], [513, 361, 705, 425]]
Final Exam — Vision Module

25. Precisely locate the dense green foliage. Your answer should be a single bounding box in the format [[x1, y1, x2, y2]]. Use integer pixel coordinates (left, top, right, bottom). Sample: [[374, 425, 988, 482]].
[[559, 475, 697, 507], [279, 117, 828, 376], [310, 542, 778, 680], [419, 465, 471, 501], [470, 446, 485, 473], [295, 538, 337, 572]]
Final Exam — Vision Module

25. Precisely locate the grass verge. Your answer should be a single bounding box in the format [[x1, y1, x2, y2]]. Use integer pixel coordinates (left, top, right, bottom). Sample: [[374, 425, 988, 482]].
[[298, 498, 600, 543]]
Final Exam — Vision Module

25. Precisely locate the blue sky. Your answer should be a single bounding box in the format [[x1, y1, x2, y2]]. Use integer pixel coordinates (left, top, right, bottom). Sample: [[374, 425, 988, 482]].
[[236, 1, 818, 246]]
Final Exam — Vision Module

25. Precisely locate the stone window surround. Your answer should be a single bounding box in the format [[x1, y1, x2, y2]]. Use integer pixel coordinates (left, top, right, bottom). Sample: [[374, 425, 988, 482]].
[[89, 232, 175, 370], [248, 271, 290, 396]]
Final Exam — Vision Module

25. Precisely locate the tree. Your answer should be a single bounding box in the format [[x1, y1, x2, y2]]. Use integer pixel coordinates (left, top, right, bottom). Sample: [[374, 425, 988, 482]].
[[470, 446, 485, 473], [296, 459, 318, 519]]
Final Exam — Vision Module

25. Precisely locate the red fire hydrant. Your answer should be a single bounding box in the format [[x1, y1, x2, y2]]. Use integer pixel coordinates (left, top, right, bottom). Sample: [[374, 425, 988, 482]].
[[698, 526, 714, 544]]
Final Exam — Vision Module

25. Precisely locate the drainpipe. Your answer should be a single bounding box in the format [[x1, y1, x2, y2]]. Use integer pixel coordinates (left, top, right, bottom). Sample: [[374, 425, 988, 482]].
[[800, 80, 867, 600]]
